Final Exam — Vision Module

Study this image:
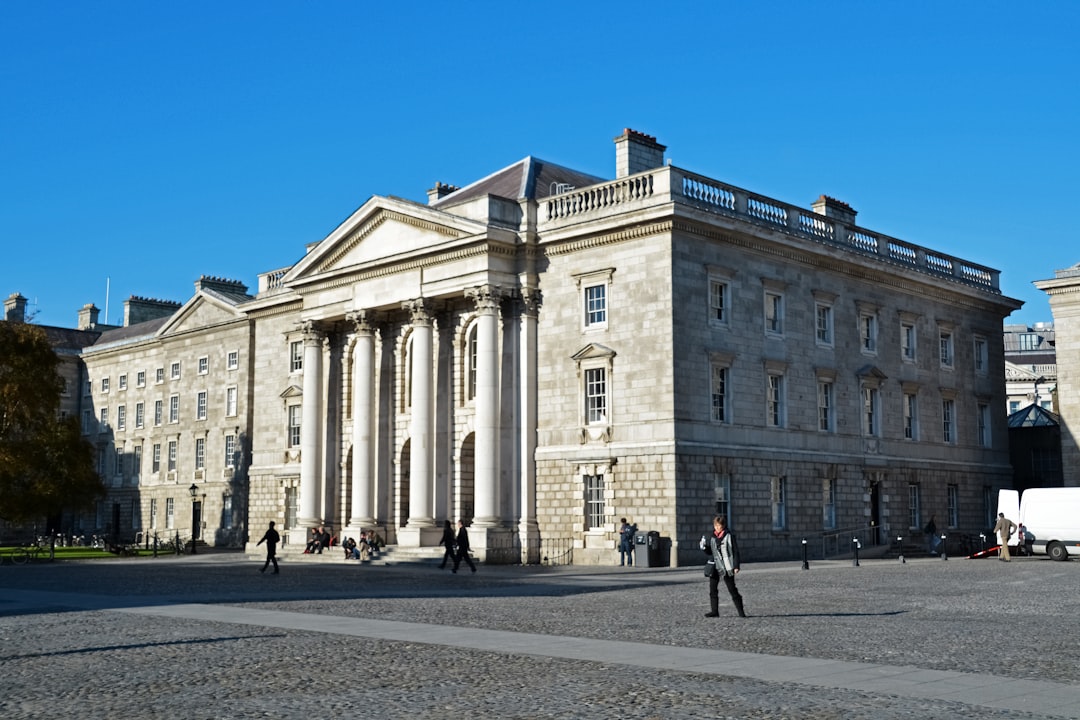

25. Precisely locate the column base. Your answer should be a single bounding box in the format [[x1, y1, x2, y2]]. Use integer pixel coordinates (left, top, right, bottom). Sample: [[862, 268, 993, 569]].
[[397, 525, 443, 548]]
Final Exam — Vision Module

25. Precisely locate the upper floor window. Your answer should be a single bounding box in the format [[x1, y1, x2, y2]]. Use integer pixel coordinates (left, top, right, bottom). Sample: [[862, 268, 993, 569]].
[[940, 331, 954, 368], [101, 377, 110, 393], [135, 402, 144, 429], [584, 284, 607, 328], [288, 405, 302, 447], [904, 392, 918, 440], [226, 387, 238, 417], [764, 292, 784, 336], [169, 395, 180, 424], [815, 304, 833, 346], [771, 476, 787, 530], [1019, 333, 1040, 351], [154, 400, 163, 426], [196, 391, 207, 421], [465, 324, 478, 402], [942, 398, 956, 443], [901, 322, 917, 362], [198, 356, 209, 375], [136, 370, 146, 388], [290, 341, 303, 372], [170, 362, 181, 380], [116, 405, 126, 431], [227, 350, 239, 370], [711, 363, 729, 423], [155, 367, 165, 384], [973, 336, 988, 375], [194, 438, 205, 469], [225, 434, 237, 468], [585, 368, 607, 424], [709, 278, 729, 327], [860, 313, 878, 354], [118, 374, 127, 391], [978, 402, 991, 448], [817, 380, 834, 432], [767, 373, 785, 428], [862, 387, 880, 436]]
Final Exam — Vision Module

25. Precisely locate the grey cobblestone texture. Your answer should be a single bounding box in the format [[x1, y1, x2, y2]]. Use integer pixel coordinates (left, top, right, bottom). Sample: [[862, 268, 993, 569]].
[[1, 553, 1077, 719]]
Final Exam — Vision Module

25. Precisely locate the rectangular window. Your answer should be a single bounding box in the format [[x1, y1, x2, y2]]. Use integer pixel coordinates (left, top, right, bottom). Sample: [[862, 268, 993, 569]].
[[82, 409, 93, 434], [466, 327, 478, 401], [227, 350, 239, 370], [137, 370, 146, 388], [978, 403, 991, 448], [818, 381, 833, 432], [166, 497, 175, 530], [942, 399, 955, 443], [195, 438, 205, 470], [115, 446, 123, 476], [225, 434, 236, 468], [909, 484, 921, 529], [710, 364, 728, 423], [584, 474, 605, 530], [133, 445, 142, 476], [156, 367, 165, 384], [861, 314, 878, 354], [1009, 400, 1020, 414], [226, 387, 238, 417], [709, 279, 728, 325], [150, 498, 157, 529], [100, 408, 108, 427], [288, 405, 302, 447], [939, 332, 954, 368], [118, 374, 127, 390], [765, 292, 784, 335], [101, 377, 110, 393], [223, 494, 233, 528], [863, 387, 879, 436], [117, 405, 126, 431], [585, 367, 607, 424], [169, 395, 180, 423], [154, 400, 163, 426], [290, 341, 303, 372], [198, 356, 209, 375], [771, 476, 786, 530], [168, 441, 177, 471], [901, 323, 916, 361], [1019, 333, 1040, 351], [285, 487, 298, 530], [170, 362, 181, 380], [947, 484, 959, 528], [822, 478, 837, 530], [196, 391, 207, 420], [152, 443, 161, 473], [815, 304, 833, 345], [584, 284, 607, 328], [973, 336, 988, 374], [767, 374, 785, 428], [904, 393, 918, 440], [714, 474, 731, 520], [135, 402, 144, 429]]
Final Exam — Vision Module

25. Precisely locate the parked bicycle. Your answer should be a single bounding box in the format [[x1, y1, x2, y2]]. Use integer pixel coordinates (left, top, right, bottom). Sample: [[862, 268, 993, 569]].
[[4, 542, 48, 565]]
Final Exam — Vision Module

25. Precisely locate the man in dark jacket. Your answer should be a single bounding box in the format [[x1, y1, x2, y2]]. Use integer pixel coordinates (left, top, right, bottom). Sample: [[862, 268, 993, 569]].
[[256, 521, 281, 574], [452, 520, 477, 574]]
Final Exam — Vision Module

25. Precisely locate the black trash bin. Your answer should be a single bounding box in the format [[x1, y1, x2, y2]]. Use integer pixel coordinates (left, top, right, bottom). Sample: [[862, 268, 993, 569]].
[[646, 530, 662, 567], [634, 532, 648, 566]]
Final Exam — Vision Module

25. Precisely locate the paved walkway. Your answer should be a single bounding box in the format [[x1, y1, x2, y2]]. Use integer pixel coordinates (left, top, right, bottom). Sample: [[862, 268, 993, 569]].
[[2, 555, 1079, 719]]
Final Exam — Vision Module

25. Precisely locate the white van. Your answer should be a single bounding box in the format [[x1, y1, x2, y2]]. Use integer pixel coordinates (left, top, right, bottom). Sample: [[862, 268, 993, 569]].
[[998, 488, 1080, 561]]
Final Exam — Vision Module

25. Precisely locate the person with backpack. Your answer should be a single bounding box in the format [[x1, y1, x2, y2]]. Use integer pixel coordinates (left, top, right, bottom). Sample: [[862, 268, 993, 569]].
[[618, 518, 637, 567]]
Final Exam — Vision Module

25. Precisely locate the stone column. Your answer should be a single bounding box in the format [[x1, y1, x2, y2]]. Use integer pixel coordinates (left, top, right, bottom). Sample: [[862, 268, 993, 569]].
[[298, 321, 323, 527], [347, 311, 376, 528], [518, 288, 541, 559], [404, 299, 435, 528], [467, 285, 502, 527]]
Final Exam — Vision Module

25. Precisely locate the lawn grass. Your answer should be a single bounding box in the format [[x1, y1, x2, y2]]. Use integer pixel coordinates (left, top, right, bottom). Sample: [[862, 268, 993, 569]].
[[0, 545, 150, 561]]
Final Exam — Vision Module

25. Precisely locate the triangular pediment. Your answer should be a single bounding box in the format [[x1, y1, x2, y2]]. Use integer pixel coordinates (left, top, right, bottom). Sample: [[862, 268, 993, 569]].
[[1004, 360, 1042, 381], [282, 195, 488, 285], [571, 343, 617, 362], [156, 292, 246, 337], [855, 365, 888, 380], [279, 385, 303, 400]]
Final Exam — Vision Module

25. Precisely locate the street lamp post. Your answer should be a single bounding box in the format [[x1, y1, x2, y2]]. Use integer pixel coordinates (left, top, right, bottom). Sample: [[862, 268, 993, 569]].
[[189, 484, 198, 554]]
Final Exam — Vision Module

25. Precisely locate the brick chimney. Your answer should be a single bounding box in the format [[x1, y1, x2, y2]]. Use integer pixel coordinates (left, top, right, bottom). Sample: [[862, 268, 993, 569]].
[[195, 275, 248, 295], [812, 195, 858, 225], [4, 292, 27, 323], [78, 303, 100, 330], [614, 129, 666, 178], [123, 296, 182, 326], [427, 182, 459, 205]]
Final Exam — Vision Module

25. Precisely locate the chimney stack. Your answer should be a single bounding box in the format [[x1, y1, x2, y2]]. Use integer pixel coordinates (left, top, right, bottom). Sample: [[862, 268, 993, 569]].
[[195, 275, 248, 295], [78, 303, 100, 330], [812, 195, 858, 225], [4, 292, 27, 323], [427, 182, 459, 205], [123, 296, 182, 326], [614, 128, 666, 178]]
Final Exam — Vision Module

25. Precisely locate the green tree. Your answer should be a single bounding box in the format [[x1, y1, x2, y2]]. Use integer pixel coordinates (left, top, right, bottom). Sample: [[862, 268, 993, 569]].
[[0, 322, 103, 521]]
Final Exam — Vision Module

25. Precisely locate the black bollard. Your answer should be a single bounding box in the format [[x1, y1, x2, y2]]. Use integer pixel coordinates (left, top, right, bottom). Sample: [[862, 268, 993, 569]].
[[802, 538, 809, 570], [941, 533, 948, 561], [898, 535, 905, 564], [852, 537, 860, 567]]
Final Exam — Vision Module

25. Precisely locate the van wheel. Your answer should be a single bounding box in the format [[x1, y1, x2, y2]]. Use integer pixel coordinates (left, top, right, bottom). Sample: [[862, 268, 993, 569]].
[[1047, 542, 1068, 562]]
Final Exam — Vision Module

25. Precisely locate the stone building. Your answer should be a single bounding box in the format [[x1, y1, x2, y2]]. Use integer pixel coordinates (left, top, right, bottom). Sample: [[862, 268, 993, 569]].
[[1004, 322, 1056, 414], [77, 278, 254, 547], [1035, 264, 1080, 487], [8, 130, 1024, 562]]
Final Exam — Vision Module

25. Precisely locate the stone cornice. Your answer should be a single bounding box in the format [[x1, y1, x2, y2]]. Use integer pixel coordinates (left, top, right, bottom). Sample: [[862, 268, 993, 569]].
[[544, 220, 673, 256]]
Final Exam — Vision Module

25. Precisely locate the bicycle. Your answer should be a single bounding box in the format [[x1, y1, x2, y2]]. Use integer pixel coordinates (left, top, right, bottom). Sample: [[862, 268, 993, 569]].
[[8, 543, 47, 565]]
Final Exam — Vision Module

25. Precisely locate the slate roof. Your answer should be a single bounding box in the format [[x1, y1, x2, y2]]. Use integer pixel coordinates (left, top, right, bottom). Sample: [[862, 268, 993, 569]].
[[431, 156, 605, 208]]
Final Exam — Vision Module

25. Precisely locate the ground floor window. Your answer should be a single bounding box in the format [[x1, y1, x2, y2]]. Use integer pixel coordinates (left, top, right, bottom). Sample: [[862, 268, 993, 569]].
[[584, 474, 605, 530]]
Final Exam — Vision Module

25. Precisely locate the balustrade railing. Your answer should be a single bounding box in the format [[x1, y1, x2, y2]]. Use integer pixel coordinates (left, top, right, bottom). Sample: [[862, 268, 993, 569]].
[[540, 166, 1001, 293]]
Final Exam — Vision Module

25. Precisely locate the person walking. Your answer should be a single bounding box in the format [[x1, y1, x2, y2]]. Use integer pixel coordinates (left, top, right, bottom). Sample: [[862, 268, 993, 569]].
[[993, 512, 1017, 562], [701, 514, 745, 618], [438, 520, 456, 569], [451, 520, 477, 574], [256, 521, 280, 574]]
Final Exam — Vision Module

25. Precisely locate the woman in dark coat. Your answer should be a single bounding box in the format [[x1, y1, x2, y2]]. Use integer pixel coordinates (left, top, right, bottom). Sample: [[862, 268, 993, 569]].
[[438, 520, 456, 569], [702, 514, 745, 618]]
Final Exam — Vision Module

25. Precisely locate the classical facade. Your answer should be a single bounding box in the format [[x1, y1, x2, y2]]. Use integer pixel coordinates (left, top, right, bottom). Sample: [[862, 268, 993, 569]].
[[8, 130, 1025, 562], [1035, 264, 1080, 487]]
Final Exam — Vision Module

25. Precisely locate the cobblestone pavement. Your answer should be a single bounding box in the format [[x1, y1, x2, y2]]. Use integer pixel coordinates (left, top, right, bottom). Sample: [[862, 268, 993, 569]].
[[1, 552, 1078, 719]]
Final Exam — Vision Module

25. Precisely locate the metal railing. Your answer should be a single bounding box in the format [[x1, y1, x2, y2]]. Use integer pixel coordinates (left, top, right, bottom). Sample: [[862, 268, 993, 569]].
[[483, 536, 574, 566]]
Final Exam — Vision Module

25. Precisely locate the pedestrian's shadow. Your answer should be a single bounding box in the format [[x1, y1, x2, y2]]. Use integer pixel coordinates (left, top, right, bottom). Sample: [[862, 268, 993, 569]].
[[751, 610, 906, 618]]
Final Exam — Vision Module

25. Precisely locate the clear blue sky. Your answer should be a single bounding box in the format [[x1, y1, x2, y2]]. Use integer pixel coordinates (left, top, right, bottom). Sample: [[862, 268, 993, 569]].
[[2, 2, 1076, 329]]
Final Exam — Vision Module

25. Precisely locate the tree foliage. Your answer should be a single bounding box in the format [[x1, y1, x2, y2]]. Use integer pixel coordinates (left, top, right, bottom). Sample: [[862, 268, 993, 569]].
[[0, 322, 103, 521]]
